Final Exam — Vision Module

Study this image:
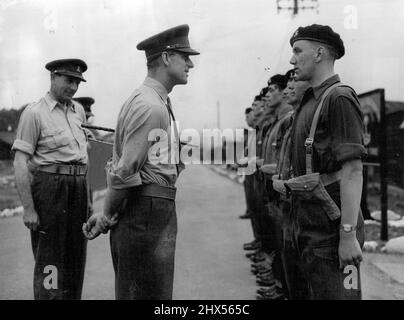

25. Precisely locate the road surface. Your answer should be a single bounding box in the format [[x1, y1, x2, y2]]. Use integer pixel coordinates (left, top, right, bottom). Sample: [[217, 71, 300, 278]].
[[0, 165, 400, 299]]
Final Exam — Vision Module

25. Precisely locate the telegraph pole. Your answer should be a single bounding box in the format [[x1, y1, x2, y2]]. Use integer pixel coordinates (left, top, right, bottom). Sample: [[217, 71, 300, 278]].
[[276, 0, 319, 15], [216, 100, 221, 129]]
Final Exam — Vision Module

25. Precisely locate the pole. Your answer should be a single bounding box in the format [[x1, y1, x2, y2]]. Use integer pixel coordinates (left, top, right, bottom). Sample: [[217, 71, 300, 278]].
[[81, 124, 197, 147], [379, 89, 388, 241], [81, 124, 115, 132], [293, 0, 299, 15], [216, 101, 221, 129]]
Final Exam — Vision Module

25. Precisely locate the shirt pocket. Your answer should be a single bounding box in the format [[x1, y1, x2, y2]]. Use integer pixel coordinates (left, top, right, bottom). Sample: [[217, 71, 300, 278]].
[[41, 129, 71, 150]]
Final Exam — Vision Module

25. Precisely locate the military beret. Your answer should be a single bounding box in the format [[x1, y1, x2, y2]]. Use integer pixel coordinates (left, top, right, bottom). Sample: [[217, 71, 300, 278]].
[[73, 97, 95, 116], [285, 69, 295, 81], [137, 24, 200, 62], [260, 87, 269, 97], [267, 74, 288, 89], [289, 24, 345, 59], [45, 58, 87, 82]]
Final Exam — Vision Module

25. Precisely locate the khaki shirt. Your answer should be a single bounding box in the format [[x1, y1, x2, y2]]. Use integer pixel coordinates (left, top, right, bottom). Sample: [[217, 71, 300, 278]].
[[107, 77, 180, 189], [262, 102, 293, 166], [290, 74, 366, 177], [12, 92, 88, 168]]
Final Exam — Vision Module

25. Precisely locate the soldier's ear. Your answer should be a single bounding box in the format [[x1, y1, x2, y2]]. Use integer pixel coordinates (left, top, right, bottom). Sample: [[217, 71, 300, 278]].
[[314, 46, 325, 62], [161, 51, 170, 66]]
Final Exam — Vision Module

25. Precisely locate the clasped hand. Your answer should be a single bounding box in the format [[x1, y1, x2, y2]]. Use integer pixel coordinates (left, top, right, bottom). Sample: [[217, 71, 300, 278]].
[[82, 213, 118, 240]]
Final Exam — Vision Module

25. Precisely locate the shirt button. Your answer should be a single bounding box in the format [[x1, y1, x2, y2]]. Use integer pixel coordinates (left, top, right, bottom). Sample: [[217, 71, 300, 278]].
[[304, 185, 308, 189]]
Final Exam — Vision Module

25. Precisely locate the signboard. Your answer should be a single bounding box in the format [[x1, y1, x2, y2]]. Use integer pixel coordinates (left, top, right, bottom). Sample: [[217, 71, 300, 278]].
[[358, 89, 384, 163], [358, 89, 388, 241]]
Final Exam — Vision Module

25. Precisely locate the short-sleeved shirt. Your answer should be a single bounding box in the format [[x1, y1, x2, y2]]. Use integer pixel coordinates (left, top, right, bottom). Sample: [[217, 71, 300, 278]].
[[290, 74, 367, 177], [275, 112, 295, 180], [106, 77, 180, 190], [12, 92, 88, 168], [262, 103, 293, 166]]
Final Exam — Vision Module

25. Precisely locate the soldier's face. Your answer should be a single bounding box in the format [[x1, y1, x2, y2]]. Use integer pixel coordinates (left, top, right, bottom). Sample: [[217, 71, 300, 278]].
[[290, 40, 316, 81], [252, 101, 263, 118], [286, 79, 310, 107], [51, 74, 80, 103], [245, 111, 254, 127], [167, 51, 194, 85], [267, 84, 283, 108]]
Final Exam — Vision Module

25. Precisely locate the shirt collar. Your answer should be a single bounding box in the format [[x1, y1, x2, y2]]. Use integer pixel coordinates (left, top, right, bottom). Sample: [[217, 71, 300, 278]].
[[44, 92, 76, 112], [143, 76, 169, 103], [312, 74, 341, 100], [276, 102, 293, 119]]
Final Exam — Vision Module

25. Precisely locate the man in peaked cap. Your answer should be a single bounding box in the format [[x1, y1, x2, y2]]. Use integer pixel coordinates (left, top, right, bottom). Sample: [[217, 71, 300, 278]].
[[83, 24, 199, 300], [12, 58, 89, 299], [285, 24, 366, 299]]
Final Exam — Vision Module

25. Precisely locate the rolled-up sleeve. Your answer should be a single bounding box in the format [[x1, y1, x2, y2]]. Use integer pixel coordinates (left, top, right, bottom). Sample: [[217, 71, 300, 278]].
[[330, 96, 367, 163], [11, 107, 40, 156], [107, 102, 162, 189]]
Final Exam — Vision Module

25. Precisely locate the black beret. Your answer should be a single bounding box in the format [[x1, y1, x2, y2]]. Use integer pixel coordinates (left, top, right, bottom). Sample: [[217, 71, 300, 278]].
[[137, 24, 200, 62], [260, 87, 269, 97], [289, 24, 345, 59], [285, 69, 295, 81], [45, 58, 87, 82], [267, 74, 288, 89], [73, 97, 95, 116]]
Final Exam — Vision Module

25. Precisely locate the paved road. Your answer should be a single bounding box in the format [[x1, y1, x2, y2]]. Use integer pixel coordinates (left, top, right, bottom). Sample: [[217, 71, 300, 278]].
[[0, 165, 400, 299]]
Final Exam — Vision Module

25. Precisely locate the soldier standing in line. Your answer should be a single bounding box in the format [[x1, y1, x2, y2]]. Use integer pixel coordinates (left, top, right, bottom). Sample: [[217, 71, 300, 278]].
[[286, 24, 366, 299]]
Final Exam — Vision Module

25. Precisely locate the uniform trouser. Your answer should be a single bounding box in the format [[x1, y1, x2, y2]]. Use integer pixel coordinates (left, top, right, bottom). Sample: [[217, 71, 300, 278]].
[[110, 195, 177, 300], [244, 174, 258, 239], [249, 175, 262, 243], [254, 177, 275, 251], [31, 171, 88, 300], [284, 197, 364, 300], [265, 201, 288, 293], [280, 201, 309, 300]]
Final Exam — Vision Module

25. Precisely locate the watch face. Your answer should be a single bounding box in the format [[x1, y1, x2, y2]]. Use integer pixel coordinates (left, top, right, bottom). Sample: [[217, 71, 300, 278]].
[[341, 224, 353, 232]]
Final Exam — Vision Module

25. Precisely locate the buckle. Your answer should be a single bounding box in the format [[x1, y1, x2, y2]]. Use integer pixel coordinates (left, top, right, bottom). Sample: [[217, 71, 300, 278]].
[[68, 165, 78, 175], [304, 138, 314, 147]]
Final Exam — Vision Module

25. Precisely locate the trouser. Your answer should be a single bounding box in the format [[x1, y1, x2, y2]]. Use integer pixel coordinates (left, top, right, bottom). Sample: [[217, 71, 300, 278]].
[[249, 174, 261, 243], [280, 201, 309, 300], [243, 174, 254, 215], [284, 197, 364, 300], [254, 175, 274, 251], [110, 194, 177, 300], [266, 201, 288, 294], [244, 174, 258, 239], [31, 171, 88, 300]]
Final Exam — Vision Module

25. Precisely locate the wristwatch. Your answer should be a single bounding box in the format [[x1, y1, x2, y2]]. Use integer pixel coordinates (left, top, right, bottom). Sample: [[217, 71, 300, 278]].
[[340, 224, 357, 233]]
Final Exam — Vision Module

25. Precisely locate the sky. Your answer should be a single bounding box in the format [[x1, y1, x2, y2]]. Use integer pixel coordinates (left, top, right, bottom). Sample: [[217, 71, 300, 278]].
[[1, 0, 404, 131]]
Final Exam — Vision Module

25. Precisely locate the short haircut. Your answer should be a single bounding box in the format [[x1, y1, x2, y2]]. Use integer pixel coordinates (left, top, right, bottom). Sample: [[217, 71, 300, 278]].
[[311, 41, 338, 61], [146, 50, 177, 69], [285, 69, 295, 82]]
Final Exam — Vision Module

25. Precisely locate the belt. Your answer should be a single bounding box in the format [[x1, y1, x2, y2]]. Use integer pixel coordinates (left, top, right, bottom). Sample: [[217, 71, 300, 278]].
[[37, 164, 88, 176], [131, 184, 176, 201]]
